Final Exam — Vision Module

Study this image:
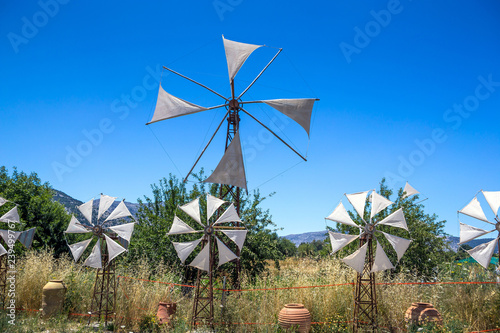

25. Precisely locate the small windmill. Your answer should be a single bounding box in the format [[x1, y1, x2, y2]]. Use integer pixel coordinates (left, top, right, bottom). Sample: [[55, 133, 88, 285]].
[[325, 184, 417, 332], [65, 194, 135, 325], [167, 194, 247, 327], [458, 190, 500, 271]]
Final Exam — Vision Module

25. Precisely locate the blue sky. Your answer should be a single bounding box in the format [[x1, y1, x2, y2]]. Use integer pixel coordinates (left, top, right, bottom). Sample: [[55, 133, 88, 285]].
[[1, 0, 499, 237]]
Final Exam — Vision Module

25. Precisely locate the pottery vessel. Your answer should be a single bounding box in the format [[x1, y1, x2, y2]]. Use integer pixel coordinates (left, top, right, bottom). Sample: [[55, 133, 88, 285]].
[[157, 302, 177, 325], [41, 280, 66, 318], [278, 303, 311, 333], [404, 302, 443, 326]]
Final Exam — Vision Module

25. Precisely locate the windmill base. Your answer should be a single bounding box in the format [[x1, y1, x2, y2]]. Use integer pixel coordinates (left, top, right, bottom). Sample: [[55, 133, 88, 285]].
[[0, 255, 7, 309], [88, 253, 116, 327]]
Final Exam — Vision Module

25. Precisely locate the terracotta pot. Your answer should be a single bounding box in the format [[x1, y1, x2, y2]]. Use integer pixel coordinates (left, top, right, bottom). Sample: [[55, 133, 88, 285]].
[[41, 280, 66, 318], [278, 303, 311, 333], [404, 302, 443, 326], [157, 302, 176, 325]]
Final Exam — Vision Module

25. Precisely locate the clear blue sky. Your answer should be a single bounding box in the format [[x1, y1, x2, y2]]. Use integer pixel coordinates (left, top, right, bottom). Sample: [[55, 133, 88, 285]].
[[1, 0, 499, 237]]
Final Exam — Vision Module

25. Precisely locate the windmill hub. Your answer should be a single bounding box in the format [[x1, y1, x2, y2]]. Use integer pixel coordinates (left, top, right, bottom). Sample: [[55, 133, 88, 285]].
[[496, 222, 500, 232], [228, 99, 241, 110], [92, 225, 103, 236], [204, 225, 214, 236]]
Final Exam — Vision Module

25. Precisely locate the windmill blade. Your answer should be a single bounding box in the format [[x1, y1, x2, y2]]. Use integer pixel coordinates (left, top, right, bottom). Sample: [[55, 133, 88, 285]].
[[371, 241, 395, 273], [98, 194, 117, 220], [206, 194, 226, 222], [459, 222, 495, 244], [222, 35, 263, 82], [118, 237, 129, 249], [216, 236, 238, 267], [214, 203, 242, 225], [168, 216, 200, 235], [0, 243, 6, 257], [459, 197, 490, 223], [342, 242, 368, 274], [403, 182, 419, 198], [203, 131, 247, 190], [18, 227, 36, 249], [325, 202, 360, 228], [0, 197, 7, 207], [189, 242, 211, 272], [467, 237, 499, 269], [65, 215, 90, 233], [173, 237, 203, 264], [260, 99, 317, 136], [346, 191, 369, 222], [370, 192, 393, 219], [482, 190, 500, 217], [380, 231, 411, 262], [180, 197, 203, 226], [221, 229, 247, 251], [0, 206, 20, 223], [68, 238, 92, 262], [328, 231, 359, 254], [376, 208, 408, 231], [0, 229, 22, 243], [104, 200, 133, 223], [78, 199, 94, 224], [83, 239, 102, 269], [108, 222, 135, 242], [104, 234, 126, 262], [147, 85, 208, 124]]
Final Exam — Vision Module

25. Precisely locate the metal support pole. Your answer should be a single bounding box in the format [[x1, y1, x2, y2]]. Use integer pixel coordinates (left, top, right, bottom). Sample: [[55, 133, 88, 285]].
[[191, 237, 214, 329]]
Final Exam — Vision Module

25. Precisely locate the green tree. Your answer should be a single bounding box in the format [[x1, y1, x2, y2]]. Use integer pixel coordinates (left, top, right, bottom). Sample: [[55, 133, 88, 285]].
[[277, 237, 297, 257]]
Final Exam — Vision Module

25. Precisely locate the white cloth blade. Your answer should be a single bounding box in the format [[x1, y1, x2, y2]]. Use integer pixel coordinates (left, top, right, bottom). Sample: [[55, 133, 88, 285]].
[[376, 208, 408, 231], [83, 239, 102, 269], [459, 197, 489, 223], [206, 194, 226, 222], [328, 231, 359, 254], [370, 192, 393, 219], [148, 85, 207, 124], [0, 206, 20, 223], [168, 216, 199, 235], [104, 200, 133, 223], [346, 191, 369, 221], [216, 236, 238, 267], [467, 237, 499, 269], [371, 241, 395, 272], [0, 197, 7, 207], [69, 238, 92, 262], [223, 36, 263, 81], [18, 227, 36, 249], [98, 194, 117, 220], [78, 199, 94, 224], [221, 230, 247, 251], [403, 182, 419, 198], [65, 215, 90, 233], [381, 231, 411, 262], [342, 242, 368, 274], [325, 202, 359, 228], [459, 222, 494, 244], [0, 243, 7, 257], [109, 222, 135, 242], [214, 203, 242, 225], [482, 190, 500, 217], [262, 99, 316, 136], [180, 197, 203, 226], [173, 237, 202, 264], [204, 131, 247, 190], [189, 242, 211, 272], [0, 229, 22, 244], [104, 234, 126, 262]]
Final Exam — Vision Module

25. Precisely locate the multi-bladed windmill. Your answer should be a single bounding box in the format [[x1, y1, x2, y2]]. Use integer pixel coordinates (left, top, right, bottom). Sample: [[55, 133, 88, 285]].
[[65, 194, 135, 326], [325, 183, 417, 332]]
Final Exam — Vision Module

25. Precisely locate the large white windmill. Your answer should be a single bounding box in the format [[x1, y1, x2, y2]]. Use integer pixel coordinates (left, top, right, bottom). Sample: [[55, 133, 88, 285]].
[[458, 190, 500, 270], [325, 184, 417, 332], [65, 194, 135, 325], [167, 194, 247, 328]]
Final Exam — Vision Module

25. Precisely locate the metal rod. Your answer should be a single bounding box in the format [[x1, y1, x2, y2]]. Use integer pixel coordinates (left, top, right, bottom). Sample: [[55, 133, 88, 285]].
[[183, 110, 230, 182], [240, 98, 320, 105], [240, 107, 307, 161], [213, 226, 246, 230], [163, 66, 228, 101], [237, 48, 282, 100]]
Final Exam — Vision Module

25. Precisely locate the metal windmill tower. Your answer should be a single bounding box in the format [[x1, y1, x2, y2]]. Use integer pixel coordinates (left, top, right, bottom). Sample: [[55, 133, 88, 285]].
[[325, 183, 417, 332]]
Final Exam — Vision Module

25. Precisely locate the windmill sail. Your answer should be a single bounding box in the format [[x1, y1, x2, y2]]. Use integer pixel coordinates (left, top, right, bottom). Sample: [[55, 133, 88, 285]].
[[459, 197, 489, 223], [18, 227, 36, 249], [0, 206, 20, 223], [370, 192, 393, 219], [221, 230, 247, 251], [459, 222, 494, 244], [108, 222, 135, 242], [371, 241, 395, 272], [173, 238, 203, 264], [262, 98, 316, 136], [65, 216, 89, 233], [214, 203, 242, 225], [482, 190, 500, 216], [104, 200, 132, 222], [78, 199, 94, 224], [342, 242, 368, 274], [380, 231, 411, 262], [69, 238, 93, 262], [376, 208, 408, 231], [328, 231, 359, 254], [104, 234, 126, 262], [216, 237, 238, 267], [467, 237, 499, 269], [0, 197, 7, 207], [84, 239, 102, 269], [189, 243, 211, 272], [0, 244, 7, 257], [326, 202, 359, 228], [346, 191, 369, 222], [403, 182, 419, 198], [180, 198, 202, 226], [98, 194, 117, 220], [223, 36, 263, 81]]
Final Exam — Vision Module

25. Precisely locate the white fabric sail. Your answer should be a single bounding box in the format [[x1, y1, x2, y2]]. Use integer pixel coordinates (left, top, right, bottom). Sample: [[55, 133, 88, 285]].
[[189, 242, 211, 272], [0, 206, 20, 223], [104, 201, 132, 222], [0, 197, 7, 207], [0, 243, 7, 257], [180, 198, 202, 226], [482, 190, 500, 217], [376, 208, 408, 231], [173, 238, 202, 264], [214, 203, 242, 225], [104, 234, 126, 262], [98, 194, 117, 220], [109, 222, 135, 242], [328, 231, 359, 254], [342, 242, 368, 274], [65, 216, 89, 233], [168, 216, 199, 235], [204, 131, 247, 190], [459, 197, 489, 223], [221, 230, 247, 251], [346, 191, 369, 221], [78, 199, 94, 224], [370, 192, 393, 219], [216, 236, 238, 267], [84, 239, 102, 269], [222, 36, 263, 81], [325, 202, 359, 228], [371, 241, 395, 272], [459, 222, 494, 244], [467, 237, 499, 269], [0, 229, 21, 244], [381, 231, 411, 262], [403, 182, 419, 198], [147, 85, 208, 124], [206, 195, 226, 222], [69, 238, 92, 262], [262, 99, 316, 136], [18, 227, 36, 249]]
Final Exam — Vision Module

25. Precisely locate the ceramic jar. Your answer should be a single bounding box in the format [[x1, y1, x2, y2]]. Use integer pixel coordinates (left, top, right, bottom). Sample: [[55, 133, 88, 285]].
[[156, 302, 177, 325], [41, 280, 66, 318], [278, 303, 311, 333], [404, 302, 443, 326]]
